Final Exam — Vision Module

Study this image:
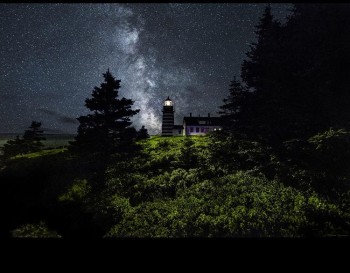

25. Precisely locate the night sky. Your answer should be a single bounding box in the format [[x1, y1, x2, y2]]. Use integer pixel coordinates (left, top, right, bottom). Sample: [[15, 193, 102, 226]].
[[0, 3, 292, 134]]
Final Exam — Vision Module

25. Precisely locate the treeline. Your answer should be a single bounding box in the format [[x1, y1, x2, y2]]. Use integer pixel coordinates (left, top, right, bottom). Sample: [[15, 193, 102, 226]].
[[220, 4, 350, 144], [1, 69, 149, 163]]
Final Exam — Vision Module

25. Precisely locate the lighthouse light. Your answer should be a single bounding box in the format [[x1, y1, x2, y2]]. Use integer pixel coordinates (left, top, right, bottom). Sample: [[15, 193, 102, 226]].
[[164, 100, 173, 106]]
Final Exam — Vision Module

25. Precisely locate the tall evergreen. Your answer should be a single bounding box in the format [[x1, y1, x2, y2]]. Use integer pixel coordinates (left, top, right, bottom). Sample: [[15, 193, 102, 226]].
[[241, 4, 281, 92], [240, 5, 284, 142], [218, 77, 250, 135], [284, 4, 350, 134], [69, 69, 140, 155], [222, 4, 350, 144]]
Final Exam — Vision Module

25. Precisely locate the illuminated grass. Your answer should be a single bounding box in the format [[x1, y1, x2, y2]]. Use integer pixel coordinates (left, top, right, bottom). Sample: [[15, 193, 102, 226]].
[[11, 148, 67, 159], [135, 135, 211, 169]]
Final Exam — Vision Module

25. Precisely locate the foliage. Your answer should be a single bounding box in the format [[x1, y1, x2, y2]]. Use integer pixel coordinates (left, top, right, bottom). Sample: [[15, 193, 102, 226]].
[[1, 134, 350, 238], [1, 136, 25, 160], [69, 69, 139, 155], [12, 221, 61, 238], [308, 128, 350, 177], [220, 4, 350, 144], [218, 78, 251, 136], [277, 128, 350, 194], [207, 132, 278, 179], [23, 121, 46, 146], [136, 125, 150, 140], [1, 121, 46, 160], [107, 172, 350, 237], [58, 179, 91, 202]]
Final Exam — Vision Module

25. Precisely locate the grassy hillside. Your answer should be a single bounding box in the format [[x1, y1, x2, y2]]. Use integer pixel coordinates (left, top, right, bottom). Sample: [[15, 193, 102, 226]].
[[1, 134, 350, 237]]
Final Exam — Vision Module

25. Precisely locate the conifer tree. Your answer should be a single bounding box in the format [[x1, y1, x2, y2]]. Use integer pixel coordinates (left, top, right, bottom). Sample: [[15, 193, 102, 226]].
[[70, 69, 140, 155], [218, 77, 249, 134], [1, 121, 45, 159], [241, 4, 281, 91], [136, 125, 150, 140], [1, 135, 25, 159], [22, 121, 46, 152]]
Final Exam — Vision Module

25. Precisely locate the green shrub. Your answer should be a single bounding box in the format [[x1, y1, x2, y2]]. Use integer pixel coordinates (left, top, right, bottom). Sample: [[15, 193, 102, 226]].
[[279, 128, 350, 194], [106, 171, 350, 237], [12, 221, 61, 238], [59, 179, 91, 202]]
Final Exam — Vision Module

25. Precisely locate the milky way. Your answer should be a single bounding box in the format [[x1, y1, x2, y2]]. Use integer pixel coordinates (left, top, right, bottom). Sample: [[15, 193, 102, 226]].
[[0, 3, 291, 134]]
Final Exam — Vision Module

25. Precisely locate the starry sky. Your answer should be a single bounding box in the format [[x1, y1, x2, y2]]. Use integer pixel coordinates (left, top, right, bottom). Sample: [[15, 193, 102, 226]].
[[0, 3, 292, 134]]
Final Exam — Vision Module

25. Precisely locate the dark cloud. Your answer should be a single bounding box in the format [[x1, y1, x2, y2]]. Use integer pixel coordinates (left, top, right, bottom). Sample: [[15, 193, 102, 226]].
[[59, 116, 78, 125], [41, 127, 66, 134], [38, 108, 78, 125]]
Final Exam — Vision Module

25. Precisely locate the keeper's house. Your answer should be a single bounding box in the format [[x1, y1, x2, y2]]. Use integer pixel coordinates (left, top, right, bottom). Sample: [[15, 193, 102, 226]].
[[182, 113, 223, 136]]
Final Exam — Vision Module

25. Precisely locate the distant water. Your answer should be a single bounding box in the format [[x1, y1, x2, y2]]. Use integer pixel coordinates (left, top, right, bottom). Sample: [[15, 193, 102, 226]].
[[0, 134, 76, 150]]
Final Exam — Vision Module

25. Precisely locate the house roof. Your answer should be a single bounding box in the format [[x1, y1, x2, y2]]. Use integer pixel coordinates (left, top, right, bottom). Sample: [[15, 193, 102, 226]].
[[183, 116, 223, 126]]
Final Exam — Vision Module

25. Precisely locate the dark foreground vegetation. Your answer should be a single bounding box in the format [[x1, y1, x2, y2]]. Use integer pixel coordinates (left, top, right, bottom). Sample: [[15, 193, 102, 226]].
[[1, 133, 350, 238], [1, 4, 350, 237]]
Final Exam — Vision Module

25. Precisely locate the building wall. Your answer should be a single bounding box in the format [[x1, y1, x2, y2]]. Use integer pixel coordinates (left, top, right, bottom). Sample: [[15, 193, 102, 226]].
[[172, 128, 183, 136], [184, 125, 222, 136]]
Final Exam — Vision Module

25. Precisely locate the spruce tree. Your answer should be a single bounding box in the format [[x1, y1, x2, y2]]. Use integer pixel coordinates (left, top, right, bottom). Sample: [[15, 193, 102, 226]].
[[237, 4, 350, 144], [1, 136, 25, 159], [239, 4, 289, 143], [218, 77, 249, 135], [69, 69, 140, 155], [136, 125, 150, 140], [1, 121, 45, 159], [22, 121, 46, 152], [241, 4, 281, 91]]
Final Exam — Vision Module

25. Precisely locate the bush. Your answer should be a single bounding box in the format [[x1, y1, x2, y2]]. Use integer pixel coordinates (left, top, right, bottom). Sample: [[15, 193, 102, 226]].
[[106, 171, 350, 237], [207, 133, 277, 178], [278, 128, 350, 194], [12, 221, 61, 238]]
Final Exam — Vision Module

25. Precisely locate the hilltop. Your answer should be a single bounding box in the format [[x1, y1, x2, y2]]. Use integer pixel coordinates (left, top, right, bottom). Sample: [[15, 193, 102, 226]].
[[1, 134, 349, 237]]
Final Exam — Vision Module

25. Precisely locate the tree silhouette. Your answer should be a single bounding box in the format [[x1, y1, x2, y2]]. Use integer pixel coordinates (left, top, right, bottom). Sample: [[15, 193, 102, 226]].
[[69, 69, 140, 155], [240, 4, 285, 143], [1, 136, 25, 160], [241, 4, 281, 92], [136, 125, 150, 140], [1, 121, 45, 160], [22, 121, 46, 152], [218, 77, 250, 136], [220, 4, 350, 145]]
